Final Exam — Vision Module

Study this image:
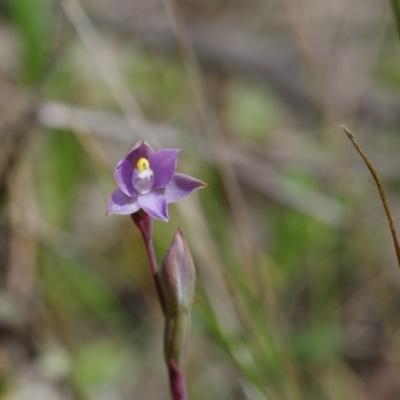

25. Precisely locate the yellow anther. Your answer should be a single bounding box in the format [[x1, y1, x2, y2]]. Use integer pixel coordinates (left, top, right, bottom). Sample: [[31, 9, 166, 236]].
[[136, 157, 150, 172]]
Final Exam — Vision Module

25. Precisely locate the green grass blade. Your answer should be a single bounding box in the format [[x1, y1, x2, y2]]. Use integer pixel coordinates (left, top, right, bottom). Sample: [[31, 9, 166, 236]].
[[391, 0, 400, 40]]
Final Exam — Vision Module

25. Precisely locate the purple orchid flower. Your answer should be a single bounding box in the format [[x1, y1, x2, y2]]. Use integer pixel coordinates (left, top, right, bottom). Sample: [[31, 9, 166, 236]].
[[108, 141, 206, 221]]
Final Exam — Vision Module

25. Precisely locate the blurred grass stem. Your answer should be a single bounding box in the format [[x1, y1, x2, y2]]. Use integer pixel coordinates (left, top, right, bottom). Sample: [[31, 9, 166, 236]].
[[281, 0, 334, 137], [60, 0, 160, 146], [161, 0, 258, 271], [342, 125, 400, 268], [162, 2, 305, 396]]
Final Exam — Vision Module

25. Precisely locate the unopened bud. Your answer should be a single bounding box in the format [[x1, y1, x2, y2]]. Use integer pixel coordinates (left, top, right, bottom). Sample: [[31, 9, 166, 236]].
[[160, 228, 195, 313], [160, 229, 196, 368]]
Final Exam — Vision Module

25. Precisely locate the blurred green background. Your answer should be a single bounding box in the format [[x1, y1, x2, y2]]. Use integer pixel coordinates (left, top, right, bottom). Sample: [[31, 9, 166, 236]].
[[1, 0, 400, 399]]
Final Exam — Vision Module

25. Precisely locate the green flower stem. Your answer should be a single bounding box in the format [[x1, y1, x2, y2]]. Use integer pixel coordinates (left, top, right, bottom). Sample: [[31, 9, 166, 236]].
[[165, 313, 190, 398], [164, 311, 191, 369]]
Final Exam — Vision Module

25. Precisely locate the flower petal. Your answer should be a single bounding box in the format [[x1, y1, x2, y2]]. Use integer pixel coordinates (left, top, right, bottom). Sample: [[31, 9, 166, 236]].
[[108, 189, 140, 215], [150, 149, 180, 189], [162, 173, 207, 203], [139, 191, 169, 221], [125, 141, 154, 168], [114, 159, 135, 196]]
